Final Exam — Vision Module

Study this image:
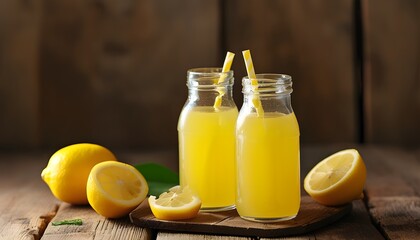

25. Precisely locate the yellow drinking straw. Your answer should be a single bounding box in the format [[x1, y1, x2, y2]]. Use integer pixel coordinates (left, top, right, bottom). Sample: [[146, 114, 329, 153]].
[[213, 51, 235, 109], [242, 50, 264, 115], [220, 51, 235, 80]]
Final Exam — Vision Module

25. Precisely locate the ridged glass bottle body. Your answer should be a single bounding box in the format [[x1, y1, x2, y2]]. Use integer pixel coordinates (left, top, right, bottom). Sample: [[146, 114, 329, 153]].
[[178, 68, 238, 211], [236, 74, 300, 222]]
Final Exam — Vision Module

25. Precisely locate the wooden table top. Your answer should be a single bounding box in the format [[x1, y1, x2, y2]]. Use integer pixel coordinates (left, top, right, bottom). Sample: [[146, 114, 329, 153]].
[[1, 145, 419, 240]]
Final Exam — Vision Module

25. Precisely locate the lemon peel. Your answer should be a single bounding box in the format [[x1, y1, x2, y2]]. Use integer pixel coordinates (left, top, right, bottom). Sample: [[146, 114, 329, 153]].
[[87, 161, 148, 218], [148, 186, 201, 220], [304, 149, 367, 206], [41, 143, 117, 204]]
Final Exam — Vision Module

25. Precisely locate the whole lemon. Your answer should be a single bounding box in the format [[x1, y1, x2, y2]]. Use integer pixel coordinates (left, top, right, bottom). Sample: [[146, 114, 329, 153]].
[[41, 143, 117, 204]]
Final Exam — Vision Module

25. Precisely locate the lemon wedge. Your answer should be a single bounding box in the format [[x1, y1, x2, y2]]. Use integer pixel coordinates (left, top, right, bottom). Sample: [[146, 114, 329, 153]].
[[87, 161, 148, 218], [149, 185, 201, 220], [304, 149, 367, 206]]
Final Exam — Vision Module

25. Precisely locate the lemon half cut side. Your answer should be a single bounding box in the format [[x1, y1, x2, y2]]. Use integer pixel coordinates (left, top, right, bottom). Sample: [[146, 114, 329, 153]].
[[304, 149, 367, 206], [148, 185, 201, 221], [87, 161, 149, 218]]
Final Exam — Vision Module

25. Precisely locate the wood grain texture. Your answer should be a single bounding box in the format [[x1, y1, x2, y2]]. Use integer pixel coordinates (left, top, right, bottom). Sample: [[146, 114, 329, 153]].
[[39, 0, 221, 149], [275, 145, 385, 240], [367, 197, 420, 240], [260, 201, 383, 240], [42, 203, 151, 240], [3, 146, 417, 239], [0, 153, 59, 240], [362, 147, 420, 197], [157, 232, 251, 240], [136, 146, 385, 240], [361, 146, 420, 239], [2, 0, 420, 150], [0, 151, 156, 240], [362, 0, 420, 147], [293, 200, 383, 240], [130, 195, 351, 238], [0, 0, 41, 149], [225, 0, 359, 144]]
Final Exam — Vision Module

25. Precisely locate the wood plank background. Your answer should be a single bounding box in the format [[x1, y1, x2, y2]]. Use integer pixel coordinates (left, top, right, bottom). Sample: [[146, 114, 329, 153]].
[[1, 0, 419, 150], [362, 0, 420, 147], [225, 0, 358, 144]]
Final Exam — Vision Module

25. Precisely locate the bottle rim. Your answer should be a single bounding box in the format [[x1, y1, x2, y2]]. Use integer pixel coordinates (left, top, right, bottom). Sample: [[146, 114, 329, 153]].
[[187, 68, 233, 78], [242, 73, 293, 95], [242, 73, 291, 84], [187, 68, 234, 89]]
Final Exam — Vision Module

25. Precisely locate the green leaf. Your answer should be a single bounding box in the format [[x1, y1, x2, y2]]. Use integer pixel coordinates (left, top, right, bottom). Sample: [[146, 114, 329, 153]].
[[52, 219, 83, 226], [134, 163, 179, 196]]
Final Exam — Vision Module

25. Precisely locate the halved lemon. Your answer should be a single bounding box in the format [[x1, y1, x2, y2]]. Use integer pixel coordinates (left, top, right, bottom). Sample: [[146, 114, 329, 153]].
[[87, 161, 148, 218], [304, 149, 367, 206], [148, 185, 201, 220]]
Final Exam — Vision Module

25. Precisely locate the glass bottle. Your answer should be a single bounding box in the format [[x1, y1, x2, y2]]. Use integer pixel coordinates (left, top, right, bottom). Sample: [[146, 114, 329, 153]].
[[236, 74, 300, 222], [178, 68, 238, 211]]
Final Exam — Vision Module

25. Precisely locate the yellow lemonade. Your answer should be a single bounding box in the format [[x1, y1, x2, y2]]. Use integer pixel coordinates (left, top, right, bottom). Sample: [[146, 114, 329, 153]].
[[236, 112, 300, 220], [178, 106, 238, 210]]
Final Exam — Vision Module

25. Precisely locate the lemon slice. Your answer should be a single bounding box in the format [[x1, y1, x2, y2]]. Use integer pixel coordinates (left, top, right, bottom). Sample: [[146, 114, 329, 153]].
[[304, 149, 367, 206], [148, 185, 201, 220], [87, 161, 148, 218]]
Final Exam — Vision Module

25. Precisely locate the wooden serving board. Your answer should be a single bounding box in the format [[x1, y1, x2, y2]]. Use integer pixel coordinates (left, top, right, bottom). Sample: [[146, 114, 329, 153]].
[[129, 196, 352, 238]]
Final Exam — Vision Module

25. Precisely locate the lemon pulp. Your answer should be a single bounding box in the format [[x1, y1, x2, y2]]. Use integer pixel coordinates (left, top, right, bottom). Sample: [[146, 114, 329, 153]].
[[304, 149, 367, 206], [87, 161, 148, 218], [148, 186, 201, 220]]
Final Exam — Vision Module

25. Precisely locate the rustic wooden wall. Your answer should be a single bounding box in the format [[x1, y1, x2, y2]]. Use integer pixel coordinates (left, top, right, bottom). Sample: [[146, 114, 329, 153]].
[[225, 0, 359, 144], [0, 0, 42, 149], [363, 0, 420, 148], [0, 0, 419, 150], [37, 0, 221, 149]]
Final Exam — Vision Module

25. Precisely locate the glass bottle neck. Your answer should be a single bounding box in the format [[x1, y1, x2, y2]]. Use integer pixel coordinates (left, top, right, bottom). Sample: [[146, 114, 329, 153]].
[[242, 74, 294, 114], [186, 68, 236, 108], [187, 68, 234, 89], [242, 74, 292, 96]]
